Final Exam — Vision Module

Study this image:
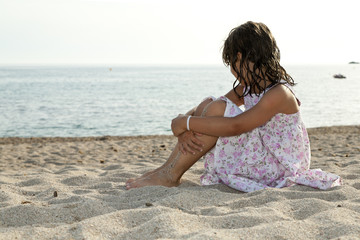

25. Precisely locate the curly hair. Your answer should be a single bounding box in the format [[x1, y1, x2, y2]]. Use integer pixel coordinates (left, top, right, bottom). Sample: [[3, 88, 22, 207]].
[[222, 21, 294, 98]]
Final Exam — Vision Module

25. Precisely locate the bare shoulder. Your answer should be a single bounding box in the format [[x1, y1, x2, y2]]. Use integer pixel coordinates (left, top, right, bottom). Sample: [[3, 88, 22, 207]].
[[261, 84, 299, 114], [269, 84, 294, 96], [261, 84, 290, 103]]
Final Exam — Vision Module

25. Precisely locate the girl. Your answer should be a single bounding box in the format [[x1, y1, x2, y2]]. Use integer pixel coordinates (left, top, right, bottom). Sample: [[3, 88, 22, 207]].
[[126, 21, 341, 192]]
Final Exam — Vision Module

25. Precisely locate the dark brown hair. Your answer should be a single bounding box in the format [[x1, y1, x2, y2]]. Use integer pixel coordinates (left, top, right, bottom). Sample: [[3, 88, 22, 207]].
[[222, 21, 294, 98]]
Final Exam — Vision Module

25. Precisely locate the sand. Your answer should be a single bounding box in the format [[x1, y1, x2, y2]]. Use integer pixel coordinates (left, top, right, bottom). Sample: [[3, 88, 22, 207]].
[[0, 125, 360, 239]]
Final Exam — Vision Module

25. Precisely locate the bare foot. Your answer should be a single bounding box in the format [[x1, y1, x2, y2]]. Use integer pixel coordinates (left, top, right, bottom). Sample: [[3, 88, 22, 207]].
[[125, 167, 162, 185], [126, 151, 182, 189], [125, 167, 180, 189]]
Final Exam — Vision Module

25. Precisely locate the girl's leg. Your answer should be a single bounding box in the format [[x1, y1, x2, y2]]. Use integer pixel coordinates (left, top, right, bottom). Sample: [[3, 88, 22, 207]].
[[125, 98, 214, 183], [126, 98, 226, 189]]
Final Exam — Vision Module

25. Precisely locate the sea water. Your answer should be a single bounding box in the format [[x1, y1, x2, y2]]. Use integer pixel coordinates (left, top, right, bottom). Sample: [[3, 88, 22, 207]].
[[0, 64, 359, 137]]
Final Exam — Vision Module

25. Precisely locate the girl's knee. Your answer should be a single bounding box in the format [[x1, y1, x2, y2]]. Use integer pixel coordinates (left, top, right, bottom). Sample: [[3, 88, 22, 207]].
[[194, 97, 215, 116], [201, 99, 226, 117]]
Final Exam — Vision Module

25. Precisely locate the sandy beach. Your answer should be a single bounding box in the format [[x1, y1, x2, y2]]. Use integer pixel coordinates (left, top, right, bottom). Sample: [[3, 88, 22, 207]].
[[0, 125, 360, 239]]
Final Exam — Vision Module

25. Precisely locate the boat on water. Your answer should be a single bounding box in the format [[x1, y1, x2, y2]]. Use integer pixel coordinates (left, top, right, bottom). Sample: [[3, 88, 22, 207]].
[[333, 74, 346, 79]]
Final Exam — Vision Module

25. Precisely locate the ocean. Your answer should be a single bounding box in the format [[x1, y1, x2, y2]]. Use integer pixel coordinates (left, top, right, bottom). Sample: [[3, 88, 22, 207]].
[[1, 64, 359, 137]]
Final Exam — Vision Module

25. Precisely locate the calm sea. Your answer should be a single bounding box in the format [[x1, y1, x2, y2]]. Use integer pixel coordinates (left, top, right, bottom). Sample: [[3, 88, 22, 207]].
[[0, 64, 359, 137]]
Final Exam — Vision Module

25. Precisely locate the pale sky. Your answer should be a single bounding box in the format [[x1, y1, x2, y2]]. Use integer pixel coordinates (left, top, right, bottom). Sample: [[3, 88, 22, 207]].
[[1, 0, 359, 65]]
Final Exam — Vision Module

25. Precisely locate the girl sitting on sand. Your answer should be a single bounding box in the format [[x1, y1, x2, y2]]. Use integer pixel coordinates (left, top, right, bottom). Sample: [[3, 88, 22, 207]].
[[126, 21, 341, 192]]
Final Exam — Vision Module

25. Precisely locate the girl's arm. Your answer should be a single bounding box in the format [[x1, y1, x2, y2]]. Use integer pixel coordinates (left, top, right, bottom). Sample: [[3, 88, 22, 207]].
[[176, 88, 243, 154], [172, 85, 296, 137], [185, 107, 196, 116]]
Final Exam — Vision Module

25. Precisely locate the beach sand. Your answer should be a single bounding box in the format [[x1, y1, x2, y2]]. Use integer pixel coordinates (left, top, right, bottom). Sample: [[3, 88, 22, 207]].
[[0, 125, 360, 239]]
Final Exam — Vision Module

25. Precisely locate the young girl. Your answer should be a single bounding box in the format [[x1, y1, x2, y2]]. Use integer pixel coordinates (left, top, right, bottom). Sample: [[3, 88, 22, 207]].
[[126, 21, 341, 192]]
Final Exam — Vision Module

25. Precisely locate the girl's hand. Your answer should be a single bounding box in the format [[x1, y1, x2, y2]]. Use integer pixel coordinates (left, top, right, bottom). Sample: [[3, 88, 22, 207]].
[[171, 114, 188, 137], [177, 131, 204, 155]]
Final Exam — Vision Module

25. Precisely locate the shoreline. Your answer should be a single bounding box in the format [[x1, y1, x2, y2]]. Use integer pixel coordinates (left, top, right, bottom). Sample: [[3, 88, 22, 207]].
[[1, 125, 359, 145], [1, 124, 359, 239]]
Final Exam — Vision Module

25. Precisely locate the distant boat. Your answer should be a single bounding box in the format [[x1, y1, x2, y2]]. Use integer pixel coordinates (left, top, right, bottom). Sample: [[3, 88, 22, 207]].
[[333, 74, 346, 79], [349, 61, 359, 64]]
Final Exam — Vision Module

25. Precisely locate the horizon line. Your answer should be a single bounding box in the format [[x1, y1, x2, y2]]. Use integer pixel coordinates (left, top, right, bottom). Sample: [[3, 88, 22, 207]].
[[0, 62, 357, 67]]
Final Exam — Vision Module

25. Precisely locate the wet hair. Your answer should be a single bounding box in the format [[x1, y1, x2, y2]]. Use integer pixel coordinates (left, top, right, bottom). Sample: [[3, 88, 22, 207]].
[[222, 21, 294, 98]]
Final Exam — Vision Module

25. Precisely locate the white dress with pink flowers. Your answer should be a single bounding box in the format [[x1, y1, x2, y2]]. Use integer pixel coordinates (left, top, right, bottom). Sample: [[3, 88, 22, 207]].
[[200, 85, 341, 192]]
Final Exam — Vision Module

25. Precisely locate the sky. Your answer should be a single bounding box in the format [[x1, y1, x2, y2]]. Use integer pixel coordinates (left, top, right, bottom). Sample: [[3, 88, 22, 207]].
[[0, 0, 359, 66]]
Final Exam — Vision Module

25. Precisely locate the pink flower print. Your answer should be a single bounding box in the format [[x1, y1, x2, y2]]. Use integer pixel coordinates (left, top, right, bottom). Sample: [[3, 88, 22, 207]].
[[219, 149, 226, 158], [219, 168, 227, 174], [293, 117, 299, 125], [253, 143, 259, 152], [238, 137, 245, 145], [227, 163, 234, 170], [287, 131, 294, 140], [276, 130, 284, 137], [235, 182, 243, 189], [296, 151, 305, 160], [284, 146, 291, 155], [221, 138, 229, 145], [233, 151, 242, 159], [253, 167, 266, 177], [264, 134, 271, 141], [275, 115, 281, 121], [223, 178, 230, 185], [237, 159, 246, 167], [258, 169, 267, 177], [230, 106, 236, 115], [272, 143, 281, 150], [302, 128, 308, 136], [244, 148, 250, 155], [252, 153, 258, 161], [205, 153, 214, 164], [278, 156, 286, 162]]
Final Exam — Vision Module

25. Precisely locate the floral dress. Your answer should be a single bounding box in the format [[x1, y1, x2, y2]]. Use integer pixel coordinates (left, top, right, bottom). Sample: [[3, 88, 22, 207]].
[[200, 85, 342, 192]]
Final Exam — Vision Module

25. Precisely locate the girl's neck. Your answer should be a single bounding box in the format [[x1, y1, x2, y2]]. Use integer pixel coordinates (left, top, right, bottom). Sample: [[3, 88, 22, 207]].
[[247, 78, 275, 94]]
